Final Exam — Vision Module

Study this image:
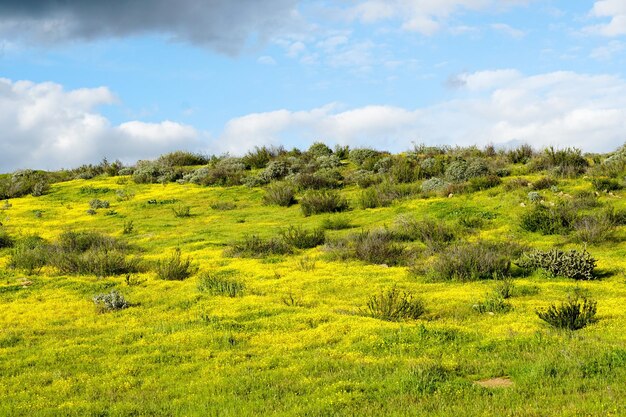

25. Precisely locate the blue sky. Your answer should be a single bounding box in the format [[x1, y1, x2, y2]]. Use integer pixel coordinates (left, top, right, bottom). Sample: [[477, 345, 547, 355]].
[[1, 0, 626, 171]]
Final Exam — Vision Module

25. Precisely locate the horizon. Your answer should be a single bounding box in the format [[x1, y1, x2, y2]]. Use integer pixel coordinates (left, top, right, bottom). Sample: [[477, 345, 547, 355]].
[[2, 1, 626, 171]]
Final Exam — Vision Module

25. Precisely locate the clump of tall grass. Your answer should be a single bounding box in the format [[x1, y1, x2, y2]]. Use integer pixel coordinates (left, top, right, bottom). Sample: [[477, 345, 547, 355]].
[[9, 235, 49, 274], [320, 215, 352, 230], [198, 271, 245, 297], [263, 182, 296, 207], [394, 216, 455, 251], [426, 241, 520, 282], [155, 248, 198, 280], [280, 226, 325, 249], [225, 235, 293, 258], [300, 190, 349, 216], [364, 287, 426, 321], [0, 228, 13, 248], [536, 296, 598, 330]]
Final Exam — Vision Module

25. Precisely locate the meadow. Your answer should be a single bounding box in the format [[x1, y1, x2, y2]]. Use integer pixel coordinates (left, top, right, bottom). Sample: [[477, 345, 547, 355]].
[[1, 144, 626, 416]]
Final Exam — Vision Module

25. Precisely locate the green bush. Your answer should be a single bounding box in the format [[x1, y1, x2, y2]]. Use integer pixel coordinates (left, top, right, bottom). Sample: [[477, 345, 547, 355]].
[[155, 248, 198, 280], [157, 151, 209, 167], [263, 182, 296, 207], [349, 148, 382, 168], [93, 290, 129, 313], [242, 146, 284, 169], [289, 170, 342, 190], [473, 295, 512, 314], [358, 182, 420, 209], [198, 271, 245, 297], [536, 296, 598, 330], [280, 226, 325, 249], [591, 177, 622, 192], [89, 199, 110, 210], [533, 147, 589, 177], [467, 175, 501, 192], [172, 205, 191, 218], [320, 216, 352, 230], [0, 228, 13, 248], [9, 236, 50, 273], [421, 177, 448, 193], [394, 217, 455, 251], [428, 241, 517, 281], [573, 212, 616, 244], [353, 229, 406, 266], [210, 201, 237, 211], [516, 248, 596, 280], [519, 204, 576, 235], [444, 160, 469, 182], [364, 287, 425, 321], [307, 142, 333, 158], [300, 190, 349, 216], [225, 235, 293, 258], [531, 176, 558, 190], [507, 144, 534, 164]]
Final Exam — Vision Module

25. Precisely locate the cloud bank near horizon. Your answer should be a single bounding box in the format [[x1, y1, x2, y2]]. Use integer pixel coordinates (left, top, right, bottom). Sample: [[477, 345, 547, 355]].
[[2, 70, 626, 172]]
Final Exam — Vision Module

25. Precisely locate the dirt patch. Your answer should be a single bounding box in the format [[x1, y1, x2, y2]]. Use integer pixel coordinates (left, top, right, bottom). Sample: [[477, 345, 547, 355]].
[[474, 377, 514, 388]]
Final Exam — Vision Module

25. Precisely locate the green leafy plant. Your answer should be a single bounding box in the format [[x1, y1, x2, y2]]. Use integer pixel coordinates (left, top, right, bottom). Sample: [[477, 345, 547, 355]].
[[536, 296, 598, 330], [263, 182, 296, 207], [225, 235, 293, 258], [198, 271, 245, 297], [280, 226, 325, 249], [300, 190, 349, 216]]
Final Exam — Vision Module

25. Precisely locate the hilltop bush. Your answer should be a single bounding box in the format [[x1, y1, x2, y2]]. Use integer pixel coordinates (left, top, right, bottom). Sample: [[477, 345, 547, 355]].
[[536, 296, 598, 330], [289, 170, 343, 190], [507, 144, 534, 164], [300, 190, 349, 216], [516, 248, 596, 280], [242, 146, 285, 169], [157, 151, 209, 167], [0, 170, 50, 198], [532, 147, 588, 177], [364, 287, 425, 321], [307, 142, 333, 158]]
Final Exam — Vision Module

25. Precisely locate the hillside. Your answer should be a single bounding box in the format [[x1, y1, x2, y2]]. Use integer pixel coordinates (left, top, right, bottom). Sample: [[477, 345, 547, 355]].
[[1, 143, 626, 416]]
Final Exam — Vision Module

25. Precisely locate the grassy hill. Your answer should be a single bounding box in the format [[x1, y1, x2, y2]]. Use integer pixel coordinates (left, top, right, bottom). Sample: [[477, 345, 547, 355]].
[[1, 143, 626, 416]]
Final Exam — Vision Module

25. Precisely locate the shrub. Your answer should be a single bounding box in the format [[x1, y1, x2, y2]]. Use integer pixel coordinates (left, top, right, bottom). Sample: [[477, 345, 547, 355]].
[[507, 144, 534, 164], [155, 248, 198, 280], [394, 217, 455, 251], [210, 201, 237, 210], [527, 191, 542, 203], [225, 235, 293, 258], [263, 182, 296, 207], [242, 146, 284, 169], [389, 158, 418, 183], [445, 160, 469, 182], [132, 160, 180, 184], [89, 199, 110, 210], [467, 175, 501, 192], [519, 204, 576, 235], [364, 287, 425, 321], [533, 147, 589, 177], [0, 228, 13, 248], [307, 142, 333, 158], [421, 177, 448, 193], [531, 176, 558, 190], [122, 221, 135, 235], [157, 151, 208, 167], [9, 236, 50, 273], [198, 271, 245, 297], [591, 177, 622, 192], [280, 226, 325, 249], [93, 290, 129, 313], [187, 158, 246, 186], [536, 296, 598, 330], [348, 170, 382, 188], [172, 205, 191, 217], [358, 182, 420, 209], [504, 177, 531, 191], [428, 241, 516, 281], [0, 170, 50, 198], [289, 170, 342, 190], [494, 278, 515, 299], [258, 160, 291, 183], [320, 216, 352, 230], [353, 229, 406, 266], [300, 190, 349, 216], [297, 256, 317, 271], [516, 248, 596, 280], [573, 213, 616, 244], [349, 148, 382, 168], [473, 295, 512, 314]]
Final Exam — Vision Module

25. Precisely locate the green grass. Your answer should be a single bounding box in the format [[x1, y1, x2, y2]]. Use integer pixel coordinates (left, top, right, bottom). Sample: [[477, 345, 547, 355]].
[[1, 161, 626, 416]]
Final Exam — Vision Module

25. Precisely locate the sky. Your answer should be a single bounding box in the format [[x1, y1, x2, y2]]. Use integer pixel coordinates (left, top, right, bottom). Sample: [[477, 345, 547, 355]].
[[1, 0, 626, 171]]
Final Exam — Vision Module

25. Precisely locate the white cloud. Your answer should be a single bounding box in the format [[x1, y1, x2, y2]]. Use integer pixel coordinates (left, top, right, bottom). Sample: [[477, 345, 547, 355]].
[[587, 0, 626, 36], [0, 78, 201, 172], [490, 23, 525, 38], [218, 70, 626, 154], [590, 40, 625, 60], [348, 0, 532, 35], [257, 55, 277, 65]]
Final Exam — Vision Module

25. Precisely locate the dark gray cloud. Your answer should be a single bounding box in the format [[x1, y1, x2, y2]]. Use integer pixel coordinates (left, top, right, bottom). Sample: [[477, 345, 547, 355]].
[[0, 0, 301, 53]]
